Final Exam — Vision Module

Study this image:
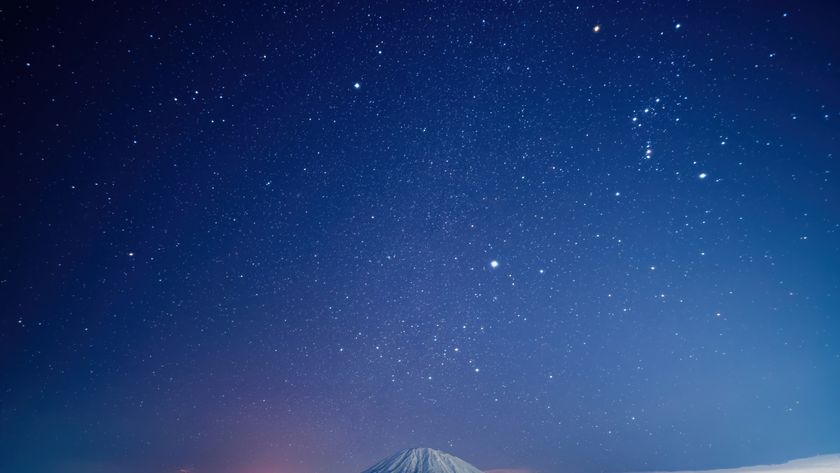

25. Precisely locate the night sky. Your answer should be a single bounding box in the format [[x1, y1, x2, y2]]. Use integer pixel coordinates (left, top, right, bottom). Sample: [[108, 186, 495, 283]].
[[2, 1, 840, 473]]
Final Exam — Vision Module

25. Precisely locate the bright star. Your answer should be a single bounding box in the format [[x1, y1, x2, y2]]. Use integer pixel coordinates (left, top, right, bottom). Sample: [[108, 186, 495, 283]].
[[490, 260, 499, 269]]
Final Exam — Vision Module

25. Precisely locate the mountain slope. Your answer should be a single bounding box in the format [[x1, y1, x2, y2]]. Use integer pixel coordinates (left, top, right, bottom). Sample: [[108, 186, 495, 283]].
[[360, 448, 484, 473]]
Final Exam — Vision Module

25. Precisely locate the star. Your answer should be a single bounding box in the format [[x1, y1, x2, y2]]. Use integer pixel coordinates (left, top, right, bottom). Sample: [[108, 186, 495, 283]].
[[6, 2, 836, 469]]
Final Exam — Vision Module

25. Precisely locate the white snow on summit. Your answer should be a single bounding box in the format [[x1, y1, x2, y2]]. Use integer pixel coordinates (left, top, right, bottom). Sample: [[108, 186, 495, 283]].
[[360, 448, 484, 473]]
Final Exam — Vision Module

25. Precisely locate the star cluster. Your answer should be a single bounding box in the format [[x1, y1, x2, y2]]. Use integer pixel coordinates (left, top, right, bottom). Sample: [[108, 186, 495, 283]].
[[1, 2, 839, 473]]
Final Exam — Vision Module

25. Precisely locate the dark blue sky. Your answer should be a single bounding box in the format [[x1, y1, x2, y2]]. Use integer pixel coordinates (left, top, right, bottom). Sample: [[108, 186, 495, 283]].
[[2, 1, 839, 473]]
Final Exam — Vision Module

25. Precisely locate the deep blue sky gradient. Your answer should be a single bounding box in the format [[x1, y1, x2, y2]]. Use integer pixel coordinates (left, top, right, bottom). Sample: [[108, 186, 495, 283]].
[[2, 1, 840, 473]]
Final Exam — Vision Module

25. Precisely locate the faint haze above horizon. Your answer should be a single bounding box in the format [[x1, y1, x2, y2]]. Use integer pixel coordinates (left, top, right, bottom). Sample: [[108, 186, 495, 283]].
[[2, 1, 839, 473]]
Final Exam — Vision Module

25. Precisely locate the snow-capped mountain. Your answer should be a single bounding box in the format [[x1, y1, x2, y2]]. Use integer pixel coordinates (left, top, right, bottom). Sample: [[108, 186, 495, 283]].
[[360, 448, 484, 473]]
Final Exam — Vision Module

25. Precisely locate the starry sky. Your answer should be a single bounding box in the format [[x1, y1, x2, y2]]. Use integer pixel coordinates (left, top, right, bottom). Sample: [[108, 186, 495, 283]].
[[2, 1, 840, 473]]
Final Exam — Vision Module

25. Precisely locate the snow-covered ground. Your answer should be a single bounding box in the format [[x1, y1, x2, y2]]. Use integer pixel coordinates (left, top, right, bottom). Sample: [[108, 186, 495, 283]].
[[642, 455, 840, 473]]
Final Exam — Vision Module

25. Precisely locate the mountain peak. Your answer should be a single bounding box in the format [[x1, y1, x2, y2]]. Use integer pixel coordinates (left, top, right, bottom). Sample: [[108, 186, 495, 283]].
[[360, 448, 483, 473]]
